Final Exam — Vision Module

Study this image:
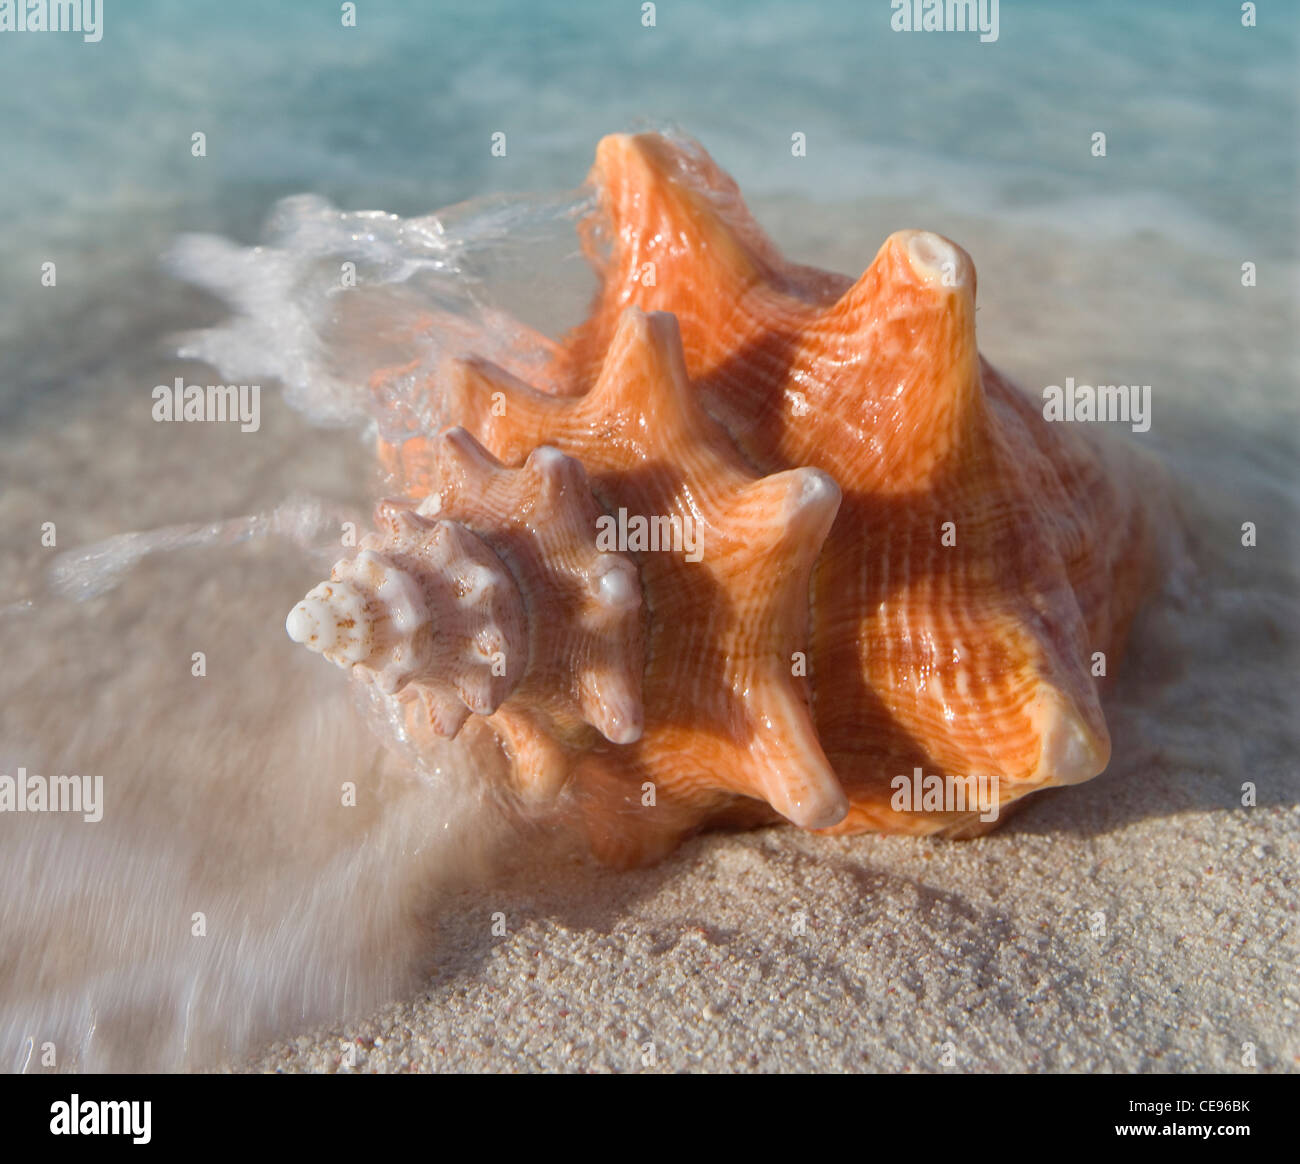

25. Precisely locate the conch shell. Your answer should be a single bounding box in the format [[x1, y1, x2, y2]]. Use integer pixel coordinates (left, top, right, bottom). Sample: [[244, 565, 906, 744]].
[[288, 132, 1165, 865]]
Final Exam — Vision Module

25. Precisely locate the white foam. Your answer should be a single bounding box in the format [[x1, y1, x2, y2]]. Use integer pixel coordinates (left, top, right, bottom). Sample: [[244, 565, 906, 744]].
[[47, 496, 347, 603], [166, 191, 595, 439]]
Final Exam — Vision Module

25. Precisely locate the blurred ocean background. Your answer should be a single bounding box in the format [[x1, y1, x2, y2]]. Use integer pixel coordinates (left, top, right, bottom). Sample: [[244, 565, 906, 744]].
[[2, 0, 1297, 420], [0, 1, 1297, 1071], [1, 0, 1296, 361]]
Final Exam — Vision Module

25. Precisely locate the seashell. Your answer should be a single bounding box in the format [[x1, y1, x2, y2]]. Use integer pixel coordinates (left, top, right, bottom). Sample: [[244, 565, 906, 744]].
[[290, 131, 1167, 865]]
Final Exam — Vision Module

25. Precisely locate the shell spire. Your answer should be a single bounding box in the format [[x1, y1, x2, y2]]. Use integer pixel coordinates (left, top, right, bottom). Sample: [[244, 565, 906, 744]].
[[289, 433, 646, 792], [286, 518, 527, 737], [327, 306, 853, 861]]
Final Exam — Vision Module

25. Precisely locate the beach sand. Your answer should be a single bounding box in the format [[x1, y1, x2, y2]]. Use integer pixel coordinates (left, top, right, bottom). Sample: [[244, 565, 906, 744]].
[[240, 781, 1298, 1074]]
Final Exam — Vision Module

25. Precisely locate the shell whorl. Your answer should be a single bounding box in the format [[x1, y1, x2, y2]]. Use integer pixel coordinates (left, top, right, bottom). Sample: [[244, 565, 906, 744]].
[[431, 307, 850, 840], [289, 435, 645, 767], [287, 513, 530, 736]]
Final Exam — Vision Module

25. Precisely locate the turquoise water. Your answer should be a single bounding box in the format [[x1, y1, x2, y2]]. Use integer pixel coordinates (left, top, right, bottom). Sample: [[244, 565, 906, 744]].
[[0, 1, 1294, 252], [1, 1, 1293, 425]]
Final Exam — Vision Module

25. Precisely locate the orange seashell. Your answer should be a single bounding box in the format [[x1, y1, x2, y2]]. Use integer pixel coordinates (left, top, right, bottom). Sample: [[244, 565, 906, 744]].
[[296, 132, 1167, 865]]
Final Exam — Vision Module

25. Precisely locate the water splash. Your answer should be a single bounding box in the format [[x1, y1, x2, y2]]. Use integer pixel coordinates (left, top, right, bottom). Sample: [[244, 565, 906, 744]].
[[46, 496, 351, 603], [167, 190, 597, 437]]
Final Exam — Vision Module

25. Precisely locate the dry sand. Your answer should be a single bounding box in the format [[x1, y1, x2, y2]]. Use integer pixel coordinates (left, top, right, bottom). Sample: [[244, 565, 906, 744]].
[[239, 729, 1297, 1073]]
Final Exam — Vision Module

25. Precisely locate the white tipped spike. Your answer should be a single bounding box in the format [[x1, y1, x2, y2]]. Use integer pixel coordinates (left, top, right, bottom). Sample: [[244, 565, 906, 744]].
[[459, 564, 498, 605], [369, 553, 429, 637], [780, 774, 850, 831], [590, 555, 640, 612], [1030, 685, 1111, 786], [899, 229, 973, 290], [789, 467, 841, 528], [578, 665, 645, 746]]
